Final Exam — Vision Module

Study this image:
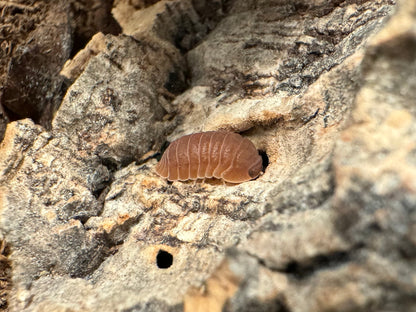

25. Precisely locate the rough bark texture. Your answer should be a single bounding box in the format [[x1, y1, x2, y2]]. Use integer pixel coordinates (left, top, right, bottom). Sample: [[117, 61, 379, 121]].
[[0, 0, 71, 126], [1, 0, 415, 311], [0, 0, 120, 130]]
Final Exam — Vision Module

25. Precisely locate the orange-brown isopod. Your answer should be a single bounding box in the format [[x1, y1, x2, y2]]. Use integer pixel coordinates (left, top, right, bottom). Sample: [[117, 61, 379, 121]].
[[155, 131, 263, 183]]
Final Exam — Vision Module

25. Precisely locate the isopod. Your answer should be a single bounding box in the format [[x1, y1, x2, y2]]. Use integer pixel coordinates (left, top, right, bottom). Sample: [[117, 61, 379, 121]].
[[155, 131, 263, 183]]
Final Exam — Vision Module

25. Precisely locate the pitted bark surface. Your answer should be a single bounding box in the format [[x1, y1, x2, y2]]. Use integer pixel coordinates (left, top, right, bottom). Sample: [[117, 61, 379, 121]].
[[1, 1, 415, 312]]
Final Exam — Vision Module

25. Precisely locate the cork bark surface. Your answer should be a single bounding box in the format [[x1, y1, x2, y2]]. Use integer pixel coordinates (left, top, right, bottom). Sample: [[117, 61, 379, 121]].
[[1, 0, 415, 311]]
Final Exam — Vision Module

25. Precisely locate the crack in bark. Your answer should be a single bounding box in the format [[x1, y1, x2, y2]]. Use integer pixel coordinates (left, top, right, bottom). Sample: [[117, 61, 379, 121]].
[[245, 248, 355, 280]]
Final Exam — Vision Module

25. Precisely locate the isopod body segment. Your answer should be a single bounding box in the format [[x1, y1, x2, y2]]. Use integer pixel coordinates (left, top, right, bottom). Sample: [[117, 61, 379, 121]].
[[155, 131, 263, 183]]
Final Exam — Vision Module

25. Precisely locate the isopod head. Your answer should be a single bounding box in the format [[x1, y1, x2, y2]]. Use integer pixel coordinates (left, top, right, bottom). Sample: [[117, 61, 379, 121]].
[[220, 148, 263, 183]]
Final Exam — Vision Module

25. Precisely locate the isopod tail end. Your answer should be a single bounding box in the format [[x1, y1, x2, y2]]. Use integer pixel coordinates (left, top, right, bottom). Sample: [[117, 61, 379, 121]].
[[155, 158, 168, 178]]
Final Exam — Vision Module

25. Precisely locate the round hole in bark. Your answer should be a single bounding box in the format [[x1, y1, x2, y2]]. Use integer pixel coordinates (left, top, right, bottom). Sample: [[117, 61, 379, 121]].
[[156, 250, 173, 269]]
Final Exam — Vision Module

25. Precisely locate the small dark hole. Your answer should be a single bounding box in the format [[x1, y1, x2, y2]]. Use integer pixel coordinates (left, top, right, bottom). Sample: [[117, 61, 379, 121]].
[[71, 214, 90, 225], [259, 150, 269, 170], [164, 71, 187, 94], [10, 7, 24, 15], [156, 250, 173, 269], [284, 261, 299, 274]]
